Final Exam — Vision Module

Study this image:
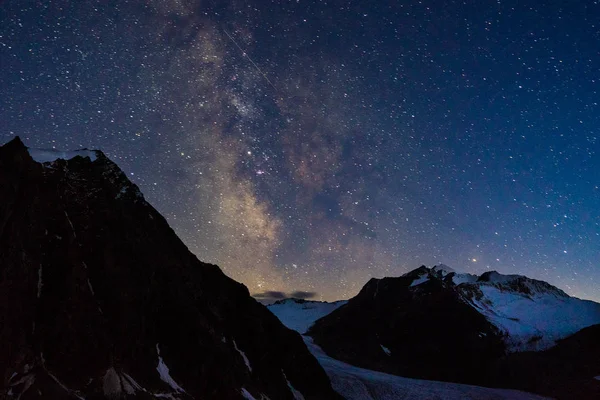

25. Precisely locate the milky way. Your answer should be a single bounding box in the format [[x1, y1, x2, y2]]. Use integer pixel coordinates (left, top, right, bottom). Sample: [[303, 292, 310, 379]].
[[1, 0, 599, 302]]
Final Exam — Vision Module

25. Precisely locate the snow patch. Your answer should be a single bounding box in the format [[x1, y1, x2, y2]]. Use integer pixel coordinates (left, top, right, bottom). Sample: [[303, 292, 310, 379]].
[[156, 344, 186, 393], [283, 371, 305, 400], [233, 340, 252, 372], [409, 274, 429, 287], [380, 345, 391, 356], [28, 148, 98, 163], [467, 284, 600, 351], [241, 388, 258, 400], [87, 279, 95, 296]]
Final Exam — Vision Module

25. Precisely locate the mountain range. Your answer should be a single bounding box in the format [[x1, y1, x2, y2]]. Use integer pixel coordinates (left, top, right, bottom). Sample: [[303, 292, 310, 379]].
[[2, 136, 599, 400], [269, 265, 600, 399]]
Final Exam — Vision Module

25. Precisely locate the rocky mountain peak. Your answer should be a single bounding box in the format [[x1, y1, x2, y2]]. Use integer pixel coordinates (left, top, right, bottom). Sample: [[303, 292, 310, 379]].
[[0, 137, 340, 400]]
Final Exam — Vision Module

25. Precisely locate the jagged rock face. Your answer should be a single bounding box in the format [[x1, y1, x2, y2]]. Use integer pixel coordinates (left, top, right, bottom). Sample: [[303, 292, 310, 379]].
[[0, 137, 340, 400], [308, 270, 506, 384]]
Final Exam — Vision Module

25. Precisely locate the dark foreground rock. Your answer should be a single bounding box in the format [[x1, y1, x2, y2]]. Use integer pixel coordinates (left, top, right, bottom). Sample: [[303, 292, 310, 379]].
[[488, 324, 600, 400], [0, 137, 340, 400]]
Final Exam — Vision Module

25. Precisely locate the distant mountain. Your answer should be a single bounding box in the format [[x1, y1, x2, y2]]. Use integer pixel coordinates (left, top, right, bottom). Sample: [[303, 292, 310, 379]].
[[0, 137, 340, 399], [268, 299, 348, 334], [308, 265, 600, 385], [268, 298, 548, 400]]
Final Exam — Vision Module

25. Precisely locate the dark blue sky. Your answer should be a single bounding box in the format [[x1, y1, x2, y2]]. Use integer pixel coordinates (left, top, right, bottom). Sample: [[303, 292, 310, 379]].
[[1, 0, 599, 301]]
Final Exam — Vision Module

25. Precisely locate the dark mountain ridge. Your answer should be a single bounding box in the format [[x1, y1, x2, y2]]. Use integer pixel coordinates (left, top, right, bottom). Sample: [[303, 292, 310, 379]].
[[308, 264, 600, 399], [0, 137, 340, 399]]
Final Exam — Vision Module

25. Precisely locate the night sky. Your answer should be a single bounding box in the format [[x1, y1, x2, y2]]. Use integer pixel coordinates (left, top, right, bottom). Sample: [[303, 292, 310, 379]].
[[1, 0, 599, 302]]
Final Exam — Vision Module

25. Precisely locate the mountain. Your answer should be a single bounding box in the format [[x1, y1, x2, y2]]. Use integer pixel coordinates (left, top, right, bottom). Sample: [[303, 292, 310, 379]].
[[0, 137, 341, 400], [267, 298, 548, 400], [308, 265, 600, 386]]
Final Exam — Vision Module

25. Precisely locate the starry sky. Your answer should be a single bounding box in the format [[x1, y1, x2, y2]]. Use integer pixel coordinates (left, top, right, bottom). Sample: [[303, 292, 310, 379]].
[[1, 0, 599, 302]]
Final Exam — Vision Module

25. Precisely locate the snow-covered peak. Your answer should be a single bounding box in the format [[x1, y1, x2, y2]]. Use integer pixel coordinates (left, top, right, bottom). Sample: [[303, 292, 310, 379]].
[[432, 264, 455, 275], [27, 147, 99, 164], [476, 271, 568, 298], [456, 270, 599, 351], [398, 265, 600, 352]]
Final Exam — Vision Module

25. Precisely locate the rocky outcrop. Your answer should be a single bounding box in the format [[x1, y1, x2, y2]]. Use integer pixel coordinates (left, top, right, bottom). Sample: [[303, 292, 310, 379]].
[[0, 137, 340, 400], [488, 324, 600, 399]]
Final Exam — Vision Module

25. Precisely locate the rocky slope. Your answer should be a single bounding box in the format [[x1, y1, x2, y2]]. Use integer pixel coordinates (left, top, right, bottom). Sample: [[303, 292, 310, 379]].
[[0, 137, 340, 400], [489, 324, 600, 400]]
